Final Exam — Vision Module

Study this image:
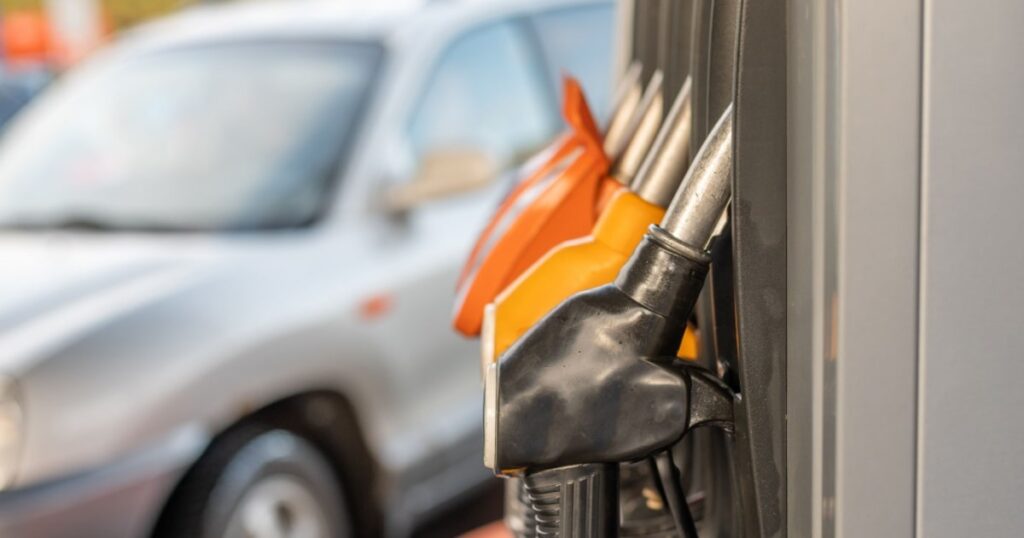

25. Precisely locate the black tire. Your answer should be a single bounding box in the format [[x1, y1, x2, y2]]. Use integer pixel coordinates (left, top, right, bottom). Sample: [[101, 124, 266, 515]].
[[154, 425, 352, 538]]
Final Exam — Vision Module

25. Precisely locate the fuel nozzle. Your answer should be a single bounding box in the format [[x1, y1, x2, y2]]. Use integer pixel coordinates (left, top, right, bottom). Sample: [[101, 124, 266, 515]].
[[631, 77, 694, 208], [659, 101, 733, 250], [486, 106, 735, 536], [608, 69, 665, 182], [602, 61, 643, 154]]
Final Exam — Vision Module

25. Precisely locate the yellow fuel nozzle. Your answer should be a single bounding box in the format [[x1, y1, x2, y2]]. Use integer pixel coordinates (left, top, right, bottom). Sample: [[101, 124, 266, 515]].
[[484, 79, 698, 365]]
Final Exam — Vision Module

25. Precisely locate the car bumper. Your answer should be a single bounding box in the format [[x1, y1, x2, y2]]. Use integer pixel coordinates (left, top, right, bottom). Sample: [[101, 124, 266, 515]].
[[0, 426, 207, 538]]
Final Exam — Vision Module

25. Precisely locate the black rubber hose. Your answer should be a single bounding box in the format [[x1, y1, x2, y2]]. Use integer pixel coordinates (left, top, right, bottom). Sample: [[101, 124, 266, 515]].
[[652, 450, 699, 537]]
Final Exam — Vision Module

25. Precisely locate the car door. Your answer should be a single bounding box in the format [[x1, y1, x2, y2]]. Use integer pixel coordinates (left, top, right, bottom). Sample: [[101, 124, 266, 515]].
[[365, 18, 561, 470]]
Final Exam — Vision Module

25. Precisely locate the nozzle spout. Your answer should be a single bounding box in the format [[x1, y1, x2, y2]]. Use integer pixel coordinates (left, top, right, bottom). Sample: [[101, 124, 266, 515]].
[[602, 61, 643, 151], [610, 70, 665, 183], [660, 105, 733, 250], [630, 77, 693, 207]]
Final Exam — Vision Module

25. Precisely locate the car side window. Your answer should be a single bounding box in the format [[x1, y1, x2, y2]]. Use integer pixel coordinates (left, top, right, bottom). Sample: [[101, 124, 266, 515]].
[[529, 4, 615, 121], [407, 21, 557, 176]]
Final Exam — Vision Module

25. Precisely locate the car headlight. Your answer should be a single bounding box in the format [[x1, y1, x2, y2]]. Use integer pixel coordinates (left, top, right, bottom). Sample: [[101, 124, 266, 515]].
[[0, 378, 23, 490]]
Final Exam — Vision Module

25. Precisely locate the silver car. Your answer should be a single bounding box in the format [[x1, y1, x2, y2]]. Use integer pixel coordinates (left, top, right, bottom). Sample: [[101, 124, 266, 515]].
[[0, 0, 614, 535]]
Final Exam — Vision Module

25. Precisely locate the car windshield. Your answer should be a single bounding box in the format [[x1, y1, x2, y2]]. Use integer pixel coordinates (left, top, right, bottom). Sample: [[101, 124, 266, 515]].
[[0, 41, 381, 232]]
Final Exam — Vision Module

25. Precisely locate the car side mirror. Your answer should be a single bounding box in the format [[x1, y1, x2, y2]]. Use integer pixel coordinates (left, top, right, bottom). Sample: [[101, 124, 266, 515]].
[[382, 148, 497, 213]]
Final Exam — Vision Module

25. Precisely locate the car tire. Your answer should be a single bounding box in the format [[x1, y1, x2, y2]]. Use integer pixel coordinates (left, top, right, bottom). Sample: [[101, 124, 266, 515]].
[[155, 425, 352, 538]]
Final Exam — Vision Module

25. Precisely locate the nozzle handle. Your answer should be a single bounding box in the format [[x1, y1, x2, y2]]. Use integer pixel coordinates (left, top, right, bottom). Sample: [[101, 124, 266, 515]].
[[523, 463, 618, 537]]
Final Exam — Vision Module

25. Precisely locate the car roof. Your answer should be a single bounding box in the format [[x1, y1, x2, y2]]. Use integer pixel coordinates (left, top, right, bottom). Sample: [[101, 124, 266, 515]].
[[120, 0, 612, 52]]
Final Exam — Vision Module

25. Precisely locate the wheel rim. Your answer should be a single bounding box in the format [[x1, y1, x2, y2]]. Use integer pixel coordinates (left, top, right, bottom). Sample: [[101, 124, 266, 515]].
[[223, 473, 332, 538]]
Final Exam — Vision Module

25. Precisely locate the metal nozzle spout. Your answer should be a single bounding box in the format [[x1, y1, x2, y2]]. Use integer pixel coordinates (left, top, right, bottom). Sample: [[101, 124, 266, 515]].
[[609, 70, 665, 182], [602, 61, 643, 151], [660, 105, 733, 250], [630, 77, 693, 208]]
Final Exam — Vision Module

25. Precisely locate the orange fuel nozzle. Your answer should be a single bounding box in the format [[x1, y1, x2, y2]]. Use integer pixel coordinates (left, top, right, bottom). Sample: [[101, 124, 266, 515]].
[[452, 76, 612, 336], [454, 77, 605, 291]]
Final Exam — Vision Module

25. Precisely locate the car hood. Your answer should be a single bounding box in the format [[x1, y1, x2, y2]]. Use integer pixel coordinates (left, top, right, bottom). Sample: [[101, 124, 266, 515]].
[[0, 231, 324, 375]]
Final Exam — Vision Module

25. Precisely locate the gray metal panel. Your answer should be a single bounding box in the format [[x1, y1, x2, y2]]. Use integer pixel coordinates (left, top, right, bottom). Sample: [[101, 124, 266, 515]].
[[833, 1, 922, 537], [789, 0, 922, 536], [917, 1, 1024, 536], [785, 0, 827, 535]]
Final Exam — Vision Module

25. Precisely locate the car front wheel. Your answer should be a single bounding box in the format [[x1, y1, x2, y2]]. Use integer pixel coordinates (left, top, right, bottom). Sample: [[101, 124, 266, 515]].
[[156, 426, 351, 538]]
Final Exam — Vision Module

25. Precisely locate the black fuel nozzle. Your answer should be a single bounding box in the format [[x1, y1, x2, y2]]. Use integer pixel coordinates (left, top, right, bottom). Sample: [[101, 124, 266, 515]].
[[485, 106, 735, 536]]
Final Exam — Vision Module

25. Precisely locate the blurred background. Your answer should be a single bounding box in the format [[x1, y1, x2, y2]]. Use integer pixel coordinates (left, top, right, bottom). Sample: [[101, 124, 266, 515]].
[[0, 0, 617, 536]]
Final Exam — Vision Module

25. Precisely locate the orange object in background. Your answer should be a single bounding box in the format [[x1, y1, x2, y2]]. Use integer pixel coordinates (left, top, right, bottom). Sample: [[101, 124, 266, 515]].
[[2, 4, 110, 68], [2, 10, 53, 64], [452, 77, 614, 336]]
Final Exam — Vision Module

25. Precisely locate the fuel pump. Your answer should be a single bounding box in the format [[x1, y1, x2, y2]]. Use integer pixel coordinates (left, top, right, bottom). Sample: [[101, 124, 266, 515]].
[[462, 0, 707, 533], [478, 0, 789, 534], [490, 81, 698, 538], [485, 107, 735, 536]]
